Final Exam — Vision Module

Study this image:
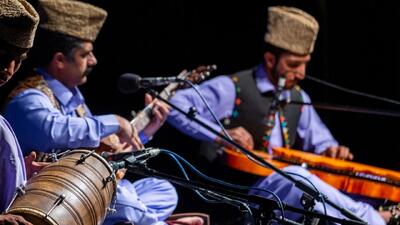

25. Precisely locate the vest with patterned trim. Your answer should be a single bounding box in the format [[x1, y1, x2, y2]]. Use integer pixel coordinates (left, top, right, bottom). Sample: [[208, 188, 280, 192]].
[[7, 73, 61, 110], [223, 68, 303, 150]]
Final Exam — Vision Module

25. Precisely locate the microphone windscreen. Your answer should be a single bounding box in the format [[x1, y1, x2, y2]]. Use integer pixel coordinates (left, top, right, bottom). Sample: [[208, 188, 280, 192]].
[[118, 73, 141, 94]]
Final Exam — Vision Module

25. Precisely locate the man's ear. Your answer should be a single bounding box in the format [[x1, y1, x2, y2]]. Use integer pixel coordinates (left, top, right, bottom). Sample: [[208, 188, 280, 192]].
[[264, 52, 276, 71], [52, 52, 66, 69]]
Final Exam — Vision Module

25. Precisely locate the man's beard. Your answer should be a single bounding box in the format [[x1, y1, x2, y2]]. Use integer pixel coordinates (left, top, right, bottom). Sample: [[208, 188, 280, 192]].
[[271, 64, 281, 85], [272, 65, 280, 79], [83, 67, 93, 77]]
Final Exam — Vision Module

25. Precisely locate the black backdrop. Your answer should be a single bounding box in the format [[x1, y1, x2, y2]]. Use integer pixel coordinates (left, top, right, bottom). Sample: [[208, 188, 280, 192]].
[[1, 0, 399, 180]]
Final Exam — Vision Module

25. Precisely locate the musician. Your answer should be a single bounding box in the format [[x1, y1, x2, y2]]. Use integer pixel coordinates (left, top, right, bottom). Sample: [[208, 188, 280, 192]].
[[167, 5, 397, 225], [0, 0, 41, 224], [3, 0, 203, 224]]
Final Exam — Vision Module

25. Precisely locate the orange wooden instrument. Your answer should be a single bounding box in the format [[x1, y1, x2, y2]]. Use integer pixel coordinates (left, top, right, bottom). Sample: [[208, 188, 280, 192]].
[[223, 147, 400, 202]]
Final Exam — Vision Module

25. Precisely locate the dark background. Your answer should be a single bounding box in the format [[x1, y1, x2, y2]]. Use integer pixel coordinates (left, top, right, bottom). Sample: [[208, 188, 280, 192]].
[[2, 0, 400, 222]]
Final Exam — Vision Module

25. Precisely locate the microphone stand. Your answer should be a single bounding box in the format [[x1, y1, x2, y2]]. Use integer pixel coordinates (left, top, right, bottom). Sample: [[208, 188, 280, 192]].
[[128, 162, 365, 225], [147, 89, 367, 225]]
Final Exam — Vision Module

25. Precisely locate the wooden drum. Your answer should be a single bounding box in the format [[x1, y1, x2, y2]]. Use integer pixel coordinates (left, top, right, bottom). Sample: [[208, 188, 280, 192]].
[[8, 149, 117, 225]]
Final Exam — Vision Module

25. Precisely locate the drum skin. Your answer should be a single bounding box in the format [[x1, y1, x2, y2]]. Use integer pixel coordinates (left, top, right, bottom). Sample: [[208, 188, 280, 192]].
[[8, 149, 116, 225]]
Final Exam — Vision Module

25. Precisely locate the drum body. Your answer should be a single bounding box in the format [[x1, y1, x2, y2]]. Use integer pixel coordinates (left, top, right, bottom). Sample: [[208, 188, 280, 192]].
[[8, 149, 116, 225]]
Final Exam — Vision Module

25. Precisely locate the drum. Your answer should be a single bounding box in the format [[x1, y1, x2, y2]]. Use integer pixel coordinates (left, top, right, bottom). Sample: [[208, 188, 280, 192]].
[[7, 149, 117, 225]]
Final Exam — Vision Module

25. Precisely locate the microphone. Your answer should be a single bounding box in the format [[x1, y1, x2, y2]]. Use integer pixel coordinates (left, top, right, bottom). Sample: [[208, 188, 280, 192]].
[[101, 147, 161, 167], [118, 73, 183, 94], [271, 75, 286, 110], [264, 75, 286, 139]]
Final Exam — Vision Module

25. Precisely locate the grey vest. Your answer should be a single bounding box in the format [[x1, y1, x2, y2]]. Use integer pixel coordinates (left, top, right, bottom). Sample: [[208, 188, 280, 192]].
[[199, 68, 303, 162]]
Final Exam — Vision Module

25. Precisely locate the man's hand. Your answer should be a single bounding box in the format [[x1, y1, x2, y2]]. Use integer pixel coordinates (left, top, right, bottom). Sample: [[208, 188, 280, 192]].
[[99, 134, 132, 153], [143, 93, 170, 138], [219, 126, 254, 150], [0, 214, 32, 225], [115, 115, 144, 150], [321, 145, 353, 160], [24, 151, 50, 179]]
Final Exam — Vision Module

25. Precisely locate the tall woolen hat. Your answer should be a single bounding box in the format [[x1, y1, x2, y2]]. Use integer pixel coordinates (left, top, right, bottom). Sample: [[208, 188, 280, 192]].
[[0, 0, 40, 48], [37, 0, 108, 42], [265, 6, 319, 55]]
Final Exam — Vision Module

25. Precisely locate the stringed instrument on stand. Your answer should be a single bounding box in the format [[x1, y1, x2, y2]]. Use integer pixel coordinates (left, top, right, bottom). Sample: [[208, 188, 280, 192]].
[[129, 65, 216, 134], [100, 65, 217, 180], [223, 147, 400, 203], [98, 65, 217, 152]]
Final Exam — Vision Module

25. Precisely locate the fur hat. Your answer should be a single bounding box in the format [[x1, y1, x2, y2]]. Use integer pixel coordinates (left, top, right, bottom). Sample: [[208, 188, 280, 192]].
[[37, 0, 108, 42], [0, 0, 40, 48], [265, 6, 319, 55]]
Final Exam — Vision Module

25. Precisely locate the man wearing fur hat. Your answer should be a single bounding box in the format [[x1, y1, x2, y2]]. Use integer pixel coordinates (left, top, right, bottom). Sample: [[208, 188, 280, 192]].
[[167, 6, 396, 225], [0, 0, 46, 224], [3, 0, 203, 224]]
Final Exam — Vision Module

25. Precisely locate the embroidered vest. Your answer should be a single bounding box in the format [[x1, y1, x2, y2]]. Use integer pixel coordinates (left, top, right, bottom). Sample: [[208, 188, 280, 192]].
[[223, 68, 303, 150], [7, 73, 87, 117], [7, 73, 61, 110]]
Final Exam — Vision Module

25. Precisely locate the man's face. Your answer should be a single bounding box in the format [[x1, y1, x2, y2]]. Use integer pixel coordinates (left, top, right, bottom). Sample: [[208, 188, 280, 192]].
[[59, 41, 97, 88], [270, 52, 311, 89], [0, 47, 28, 86]]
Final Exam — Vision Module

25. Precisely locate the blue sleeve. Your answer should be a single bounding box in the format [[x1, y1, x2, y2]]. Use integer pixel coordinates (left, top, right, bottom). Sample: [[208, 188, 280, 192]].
[[167, 75, 236, 142], [4, 89, 119, 154], [296, 91, 339, 154], [0, 117, 26, 212], [139, 131, 152, 145], [103, 178, 177, 225]]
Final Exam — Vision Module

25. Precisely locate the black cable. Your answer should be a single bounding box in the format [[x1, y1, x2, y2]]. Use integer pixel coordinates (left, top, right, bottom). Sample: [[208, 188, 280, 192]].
[[286, 172, 327, 215], [160, 149, 286, 224], [306, 75, 400, 106], [180, 79, 233, 141]]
